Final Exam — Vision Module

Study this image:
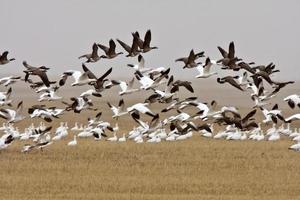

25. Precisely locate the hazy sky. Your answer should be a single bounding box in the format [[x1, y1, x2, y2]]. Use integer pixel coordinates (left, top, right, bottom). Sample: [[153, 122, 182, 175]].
[[1, 0, 300, 80]]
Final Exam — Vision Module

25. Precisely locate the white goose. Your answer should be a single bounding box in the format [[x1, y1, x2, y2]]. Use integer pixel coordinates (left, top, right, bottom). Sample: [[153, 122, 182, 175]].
[[113, 78, 141, 96], [118, 134, 126, 142], [289, 141, 300, 151], [107, 99, 128, 119], [127, 102, 156, 117], [195, 57, 218, 78], [0, 101, 25, 123], [67, 136, 77, 146], [0, 76, 21, 87], [284, 94, 300, 109]]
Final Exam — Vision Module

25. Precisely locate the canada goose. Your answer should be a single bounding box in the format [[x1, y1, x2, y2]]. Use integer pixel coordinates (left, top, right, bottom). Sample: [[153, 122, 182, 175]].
[[195, 57, 218, 78], [237, 62, 256, 74], [23, 61, 51, 87], [132, 30, 158, 53], [176, 49, 204, 69], [269, 81, 295, 96], [284, 94, 300, 109], [79, 43, 101, 63], [217, 42, 241, 70], [253, 62, 280, 75], [117, 36, 140, 57], [97, 39, 123, 59], [0, 51, 15, 65], [251, 71, 275, 85], [217, 76, 244, 91], [171, 80, 194, 93], [80, 64, 113, 93]]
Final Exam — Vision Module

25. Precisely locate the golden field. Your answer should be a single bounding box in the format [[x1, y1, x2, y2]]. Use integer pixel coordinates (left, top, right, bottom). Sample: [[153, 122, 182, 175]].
[[0, 81, 300, 200]]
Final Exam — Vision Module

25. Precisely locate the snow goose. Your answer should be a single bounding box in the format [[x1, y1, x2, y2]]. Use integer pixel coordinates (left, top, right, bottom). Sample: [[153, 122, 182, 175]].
[[67, 136, 77, 146], [107, 132, 118, 142], [127, 55, 151, 73], [195, 57, 218, 78], [113, 78, 140, 96], [107, 99, 128, 119], [118, 134, 126, 142], [0, 76, 21, 87], [284, 94, 300, 109], [0, 101, 25, 123], [127, 102, 156, 117], [59, 69, 96, 87], [289, 141, 300, 151]]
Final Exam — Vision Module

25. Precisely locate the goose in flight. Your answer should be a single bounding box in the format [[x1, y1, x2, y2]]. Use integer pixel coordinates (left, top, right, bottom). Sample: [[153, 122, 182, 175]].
[[132, 30, 158, 53], [171, 79, 194, 93], [284, 94, 300, 109], [107, 99, 127, 119], [80, 89, 102, 98], [23, 61, 52, 87], [0, 134, 14, 150], [127, 102, 156, 117], [0, 51, 15, 65], [0, 76, 21, 87], [59, 64, 99, 86], [79, 43, 101, 63], [127, 55, 151, 73], [111, 78, 140, 96], [217, 76, 244, 91], [117, 36, 140, 57], [217, 41, 241, 70], [0, 87, 12, 106], [277, 113, 300, 123], [62, 97, 96, 113], [72, 64, 113, 93], [28, 105, 64, 122], [134, 68, 169, 90], [195, 57, 218, 78], [38, 88, 62, 102], [260, 104, 281, 124], [97, 39, 123, 59], [0, 101, 25, 123], [176, 49, 204, 69], [269, 81, 295, 96]]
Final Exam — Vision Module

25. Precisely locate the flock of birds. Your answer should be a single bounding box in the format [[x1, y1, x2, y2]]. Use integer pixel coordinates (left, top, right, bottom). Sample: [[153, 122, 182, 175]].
[[0, 29, 300, 153]]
